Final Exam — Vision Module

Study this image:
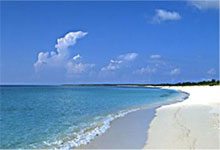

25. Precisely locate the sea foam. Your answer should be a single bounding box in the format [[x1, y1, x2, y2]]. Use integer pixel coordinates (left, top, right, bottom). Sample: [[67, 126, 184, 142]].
[[42, 108, 140, 149]]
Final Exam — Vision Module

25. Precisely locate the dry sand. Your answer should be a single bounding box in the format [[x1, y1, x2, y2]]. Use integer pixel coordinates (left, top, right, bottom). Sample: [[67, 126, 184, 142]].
[[144, 86, 220, 149]]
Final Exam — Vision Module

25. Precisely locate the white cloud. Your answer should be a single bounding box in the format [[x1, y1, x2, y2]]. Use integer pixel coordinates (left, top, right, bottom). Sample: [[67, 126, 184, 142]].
[[34, 31, 87, 71], [101, 60, 122, 71], [66, 61, 95, 75], [55, 31, 88, 51], [152, 9, 181, 23], [101, 53, 138, 71], [207, 68, 216, 75], [150, 54, 161, 59], [34, 31, 94, 76], [118, 53, 138, 61], [35, 52, 49, 66], [135, 66, 157, 74], [170, 68, 180, 75], [188, 0, 219, 10], [72, 54, 81, 60]]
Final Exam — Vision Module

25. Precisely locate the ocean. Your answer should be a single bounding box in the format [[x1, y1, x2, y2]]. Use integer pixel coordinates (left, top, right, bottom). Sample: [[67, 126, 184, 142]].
[[0, 86, 187, 149]]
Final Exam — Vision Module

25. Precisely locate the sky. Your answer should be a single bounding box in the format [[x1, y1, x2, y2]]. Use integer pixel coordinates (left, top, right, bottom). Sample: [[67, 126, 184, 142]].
[[1, 0, 219, 84]]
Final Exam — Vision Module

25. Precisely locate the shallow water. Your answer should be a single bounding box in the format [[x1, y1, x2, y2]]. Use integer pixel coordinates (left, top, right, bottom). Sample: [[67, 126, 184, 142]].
[[0, 86, 183, 149]]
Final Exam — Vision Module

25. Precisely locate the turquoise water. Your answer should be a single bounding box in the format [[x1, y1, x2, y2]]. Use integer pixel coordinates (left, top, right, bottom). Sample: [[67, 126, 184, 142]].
[[0, 86, 185, 149]]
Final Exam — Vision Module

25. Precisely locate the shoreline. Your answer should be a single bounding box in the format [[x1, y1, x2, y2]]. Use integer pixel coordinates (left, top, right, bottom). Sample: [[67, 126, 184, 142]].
[[144, 85, 220, 149], [79, 107, 157, 149], [78, 88, 188, 149]]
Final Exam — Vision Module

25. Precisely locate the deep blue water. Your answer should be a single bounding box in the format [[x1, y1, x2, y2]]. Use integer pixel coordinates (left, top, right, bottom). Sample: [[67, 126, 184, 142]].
[[0, 86, 185, 149]]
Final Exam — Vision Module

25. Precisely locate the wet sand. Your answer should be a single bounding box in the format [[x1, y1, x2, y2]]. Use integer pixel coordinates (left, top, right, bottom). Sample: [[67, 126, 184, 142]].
[[78, 89, 188, 149], [79, 107, 156, 149]]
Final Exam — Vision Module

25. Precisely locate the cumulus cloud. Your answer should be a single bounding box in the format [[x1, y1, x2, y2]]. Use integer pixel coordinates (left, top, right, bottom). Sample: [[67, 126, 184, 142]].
[[152, 9, 181, 23], [188, 0, 219, 10], [150, 54, 161, 59], [34, 31, 94, 76], [207, 68, 216, 75], [101, 60, 123, 71], [72, 54, 81, 60], [101, 53, 138, 71], [118, 53, 138, 61], [170, 68, 180, 75], [66, 61, 95, 75], [135, 66, 157, 74], [55, 31, 88, 51]]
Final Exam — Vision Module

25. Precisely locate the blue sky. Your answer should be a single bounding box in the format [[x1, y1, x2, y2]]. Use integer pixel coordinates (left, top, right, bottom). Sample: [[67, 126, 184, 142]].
[[1, 1, 219, 84]]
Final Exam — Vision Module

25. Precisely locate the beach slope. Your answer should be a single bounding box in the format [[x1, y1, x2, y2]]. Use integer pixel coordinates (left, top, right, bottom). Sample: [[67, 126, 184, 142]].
[[144, 86, 220, 149]]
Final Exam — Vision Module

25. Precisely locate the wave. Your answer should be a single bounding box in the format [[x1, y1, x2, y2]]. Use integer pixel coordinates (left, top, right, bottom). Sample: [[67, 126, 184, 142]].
[[37, 108, 140, 149], [34, 91, 189, 149]]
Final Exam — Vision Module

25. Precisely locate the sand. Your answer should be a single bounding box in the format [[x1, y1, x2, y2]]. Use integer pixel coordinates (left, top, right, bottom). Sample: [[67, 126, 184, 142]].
[[79, 107, 157, 149], [144, 86, 220, 149], [78, 87, 188, 149]]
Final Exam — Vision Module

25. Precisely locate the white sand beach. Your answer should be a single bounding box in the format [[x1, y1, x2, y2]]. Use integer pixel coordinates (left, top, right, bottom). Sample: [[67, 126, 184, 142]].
[[144, 86, 220, 149]]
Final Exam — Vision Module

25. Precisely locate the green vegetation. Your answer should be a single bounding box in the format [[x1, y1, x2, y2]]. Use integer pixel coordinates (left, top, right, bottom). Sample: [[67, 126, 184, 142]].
[[151, 79, 219, 86], [62, 79, 219, 87]]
